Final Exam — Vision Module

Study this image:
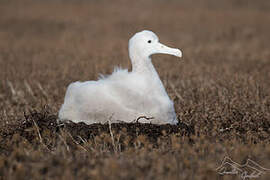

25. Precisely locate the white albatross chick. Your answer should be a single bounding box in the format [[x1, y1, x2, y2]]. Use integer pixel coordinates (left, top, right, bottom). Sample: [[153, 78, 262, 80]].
[[58, 30, 182, 124]]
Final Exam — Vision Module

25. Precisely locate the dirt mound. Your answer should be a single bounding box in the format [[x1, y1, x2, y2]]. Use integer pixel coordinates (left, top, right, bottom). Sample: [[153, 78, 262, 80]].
[[0, 108, 194, 155]]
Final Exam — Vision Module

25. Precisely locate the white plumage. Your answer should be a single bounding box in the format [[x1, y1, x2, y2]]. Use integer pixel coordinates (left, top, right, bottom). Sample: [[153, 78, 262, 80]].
[[58, 30, 182, 124]]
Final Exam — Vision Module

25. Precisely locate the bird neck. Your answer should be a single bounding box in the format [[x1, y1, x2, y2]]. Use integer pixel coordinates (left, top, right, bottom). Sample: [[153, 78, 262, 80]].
[[131, 56, 166, 94], [131, 56, 158, 76]]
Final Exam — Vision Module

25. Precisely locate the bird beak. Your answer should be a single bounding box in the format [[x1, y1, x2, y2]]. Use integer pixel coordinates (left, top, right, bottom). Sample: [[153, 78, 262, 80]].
[[154, 42, 182, 58]]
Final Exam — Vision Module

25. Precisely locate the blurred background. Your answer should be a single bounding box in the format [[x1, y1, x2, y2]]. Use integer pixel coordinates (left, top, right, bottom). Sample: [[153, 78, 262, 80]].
[[0, 0, 269, 121]]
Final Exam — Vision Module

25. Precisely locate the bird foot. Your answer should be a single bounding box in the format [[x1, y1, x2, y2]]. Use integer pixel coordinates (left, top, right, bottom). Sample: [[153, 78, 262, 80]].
[[133, 116, 154, 123]]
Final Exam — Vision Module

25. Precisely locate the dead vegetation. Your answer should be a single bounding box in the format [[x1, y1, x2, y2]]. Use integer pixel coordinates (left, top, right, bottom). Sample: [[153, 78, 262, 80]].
[[0, 0, 270, 179]]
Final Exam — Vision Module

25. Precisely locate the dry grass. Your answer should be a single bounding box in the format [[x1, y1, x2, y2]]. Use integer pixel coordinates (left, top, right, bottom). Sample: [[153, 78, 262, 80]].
[[0, 0, 270, 179]]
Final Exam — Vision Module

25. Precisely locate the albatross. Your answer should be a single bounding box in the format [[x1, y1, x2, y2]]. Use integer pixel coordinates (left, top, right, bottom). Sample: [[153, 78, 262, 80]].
[[58, 30, 182, 124]]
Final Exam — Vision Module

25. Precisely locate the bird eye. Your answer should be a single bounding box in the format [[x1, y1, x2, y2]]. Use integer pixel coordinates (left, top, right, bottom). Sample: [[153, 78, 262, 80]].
[[148, 40, 152, 43]]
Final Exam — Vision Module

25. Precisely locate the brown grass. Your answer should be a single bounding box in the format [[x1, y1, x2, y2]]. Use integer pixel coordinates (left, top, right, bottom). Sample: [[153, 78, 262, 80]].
[[0, 0, 270, 179]]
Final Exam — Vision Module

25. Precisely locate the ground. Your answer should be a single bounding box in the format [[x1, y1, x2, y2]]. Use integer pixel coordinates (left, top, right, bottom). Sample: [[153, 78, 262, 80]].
[[0, 0, 270, 179]]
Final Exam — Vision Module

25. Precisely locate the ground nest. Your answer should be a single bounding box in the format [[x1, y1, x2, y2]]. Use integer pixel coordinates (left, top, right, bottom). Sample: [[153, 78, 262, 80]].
[[0, 108, 195, 155]]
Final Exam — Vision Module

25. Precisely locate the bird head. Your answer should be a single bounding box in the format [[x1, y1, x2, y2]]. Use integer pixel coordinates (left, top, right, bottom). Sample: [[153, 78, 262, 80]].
[[128, 30, 182, 60]]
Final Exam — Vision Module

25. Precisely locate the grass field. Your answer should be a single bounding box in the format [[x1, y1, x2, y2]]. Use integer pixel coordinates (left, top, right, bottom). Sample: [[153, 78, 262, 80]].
[[0, 0, 270, 179]]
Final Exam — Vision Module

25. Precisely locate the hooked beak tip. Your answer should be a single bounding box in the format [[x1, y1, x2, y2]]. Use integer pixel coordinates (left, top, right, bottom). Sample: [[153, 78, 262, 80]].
[[176, 49, 183, 58]]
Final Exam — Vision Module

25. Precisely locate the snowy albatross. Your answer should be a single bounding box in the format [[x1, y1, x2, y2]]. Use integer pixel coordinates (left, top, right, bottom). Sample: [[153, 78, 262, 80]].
[[58, 30, 182, 124]]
